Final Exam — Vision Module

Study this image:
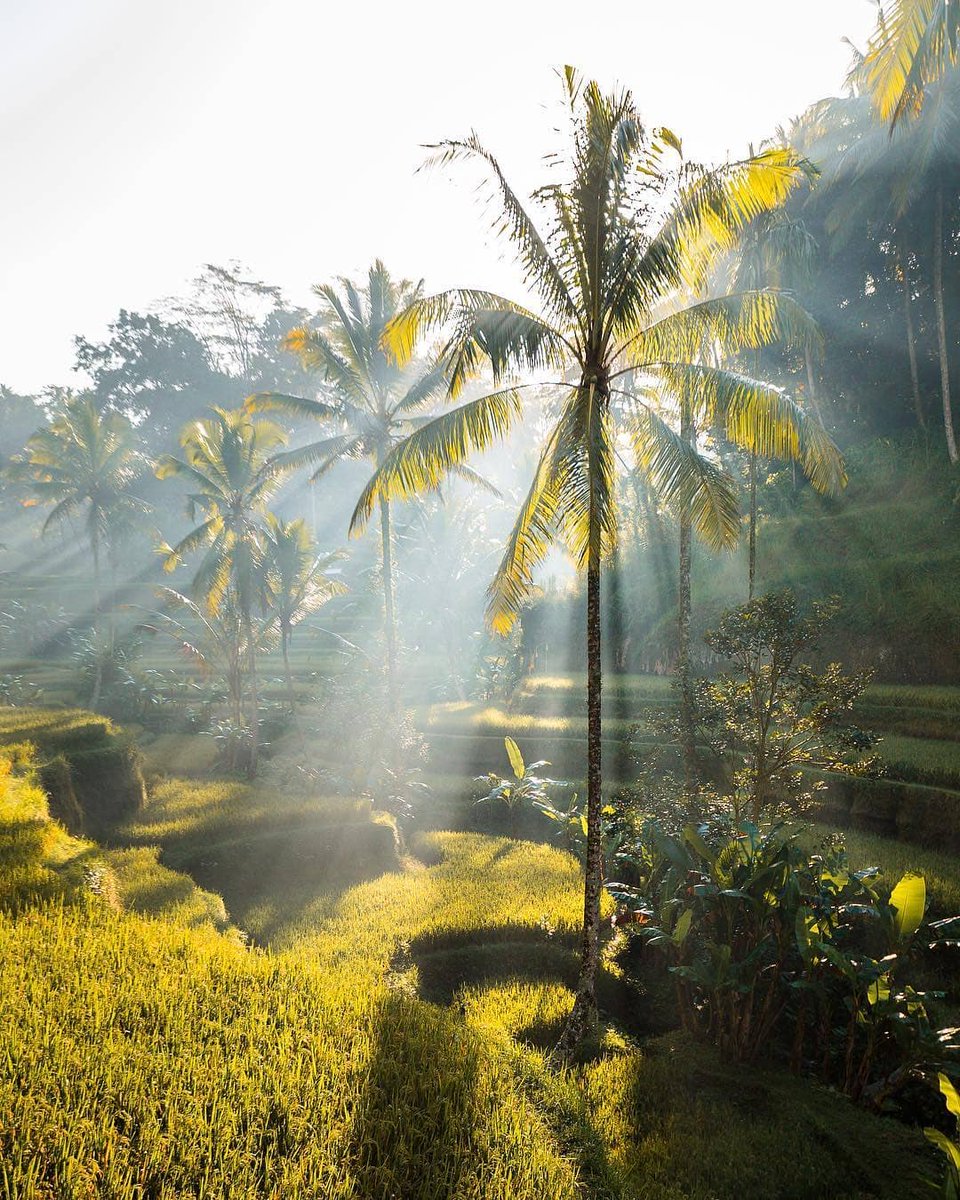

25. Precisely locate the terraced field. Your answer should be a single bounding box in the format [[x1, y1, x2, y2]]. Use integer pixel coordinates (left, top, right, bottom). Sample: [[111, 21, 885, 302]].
[[0, 709, 945, 1198]]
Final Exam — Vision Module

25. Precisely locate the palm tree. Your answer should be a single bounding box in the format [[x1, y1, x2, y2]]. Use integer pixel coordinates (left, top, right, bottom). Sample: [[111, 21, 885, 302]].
[[802, 73, 960, 461], [864, 0, 960, 125], [727, 209, 822, 598], [156, 407, 293, 774], [16, 394, 145, 709], [260, 514, 345, 711], [140, 586, 259, 738], [247, 261, 450, 708], [352, 70, 843, 1049], [858, 6, 960, 461]]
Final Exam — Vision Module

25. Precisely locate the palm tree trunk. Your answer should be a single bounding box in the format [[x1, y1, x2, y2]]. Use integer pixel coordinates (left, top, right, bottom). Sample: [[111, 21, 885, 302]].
[[803, 347, 824, 425], [678, 398, 696, 793], [245, 611, 259, 778], [559, 378, 605, 1055], [748, 452, 757, 602], [379, 494, 399, 708], [934, 184, 958, 463], [901, 241, 927, 433], [282, 627, 296, 713], [89, 530, 103, 712], [559, 553, 603, 1052]]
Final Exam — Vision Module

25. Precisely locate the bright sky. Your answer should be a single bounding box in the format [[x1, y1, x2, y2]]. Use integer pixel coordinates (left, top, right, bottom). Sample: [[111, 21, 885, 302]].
[[0, 0, 877, 393]]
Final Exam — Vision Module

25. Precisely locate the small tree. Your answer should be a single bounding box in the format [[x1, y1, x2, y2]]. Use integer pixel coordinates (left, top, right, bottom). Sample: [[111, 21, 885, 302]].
[[692, 590, 875, 823], [260, 515, 345, 712]]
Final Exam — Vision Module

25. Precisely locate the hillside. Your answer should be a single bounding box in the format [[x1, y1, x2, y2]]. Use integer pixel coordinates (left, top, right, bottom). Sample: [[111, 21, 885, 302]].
[[0, 709, 946, 1199]]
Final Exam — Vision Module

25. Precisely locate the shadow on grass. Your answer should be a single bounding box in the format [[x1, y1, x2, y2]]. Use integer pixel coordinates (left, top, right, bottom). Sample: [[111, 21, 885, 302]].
[[169, 820, 400, 943], [399, 925, 656, 1044], [346, 991, 620, 1198]]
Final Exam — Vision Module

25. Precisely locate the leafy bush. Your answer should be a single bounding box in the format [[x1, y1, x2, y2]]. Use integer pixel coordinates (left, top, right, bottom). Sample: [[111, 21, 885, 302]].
[[611, 815, 959, 1102], [474, 736, 568, 838], [692, 591, 877, 822]]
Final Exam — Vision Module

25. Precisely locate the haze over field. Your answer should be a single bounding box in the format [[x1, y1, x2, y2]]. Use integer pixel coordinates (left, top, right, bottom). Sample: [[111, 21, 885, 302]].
[[2, 0, 875, 391]]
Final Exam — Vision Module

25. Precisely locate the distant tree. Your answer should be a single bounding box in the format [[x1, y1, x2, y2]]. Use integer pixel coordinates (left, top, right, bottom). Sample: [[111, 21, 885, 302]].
[[728, 209, 823, 596], [75, 309, 230, 447], [169, 262, 310, 391], [14, 394, 146, 708], [359, 70, 840, 1050], [247, 260, 450, 708], [797, 69, 960, 462], [156, 407, 296, 773], [0, 386, 46, 485], [260, 514, 345, 711]]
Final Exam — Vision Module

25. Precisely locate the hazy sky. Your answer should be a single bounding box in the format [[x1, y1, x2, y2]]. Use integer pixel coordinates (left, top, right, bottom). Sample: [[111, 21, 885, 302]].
[[1, 0, 878, 393]]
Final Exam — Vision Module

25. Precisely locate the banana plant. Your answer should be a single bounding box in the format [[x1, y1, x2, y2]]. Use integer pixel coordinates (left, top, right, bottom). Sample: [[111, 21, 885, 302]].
[[474, 737, 566, 839], [612, 814, 960, 1084], [926, 1073, 960, 1199]]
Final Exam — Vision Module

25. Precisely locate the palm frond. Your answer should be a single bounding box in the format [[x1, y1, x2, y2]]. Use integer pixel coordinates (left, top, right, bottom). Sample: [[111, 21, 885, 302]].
[[630, 406, 741, 550], [656, 363, 846, 495], [383, 289, 571, 374], [623, 290, 821, 365], [486, 428, 564, 635], [424, 134, 578, 323], [350, 388, 523, 532], [244, 391, 340, 422], [864, 0, 959, 125]]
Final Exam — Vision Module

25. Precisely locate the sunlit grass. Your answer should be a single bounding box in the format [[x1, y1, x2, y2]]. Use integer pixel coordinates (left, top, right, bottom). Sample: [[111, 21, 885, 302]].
[[0, 709, 943, 1198], [421, 702, 636, 738], [277, 831, 597, 979], [0, 905, 583, 1198], [522, 673, 675, 698], [865, 684, 960, 712]]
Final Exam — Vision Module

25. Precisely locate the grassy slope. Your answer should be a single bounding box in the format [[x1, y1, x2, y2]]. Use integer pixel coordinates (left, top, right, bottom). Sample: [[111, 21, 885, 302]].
[[0, 708, 945, 1198]]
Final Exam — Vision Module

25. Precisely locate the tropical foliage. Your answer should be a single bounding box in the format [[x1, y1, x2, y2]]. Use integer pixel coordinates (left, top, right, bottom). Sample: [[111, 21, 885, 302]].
[[156, 408, 296, 771], [14, 395, 145, 709]]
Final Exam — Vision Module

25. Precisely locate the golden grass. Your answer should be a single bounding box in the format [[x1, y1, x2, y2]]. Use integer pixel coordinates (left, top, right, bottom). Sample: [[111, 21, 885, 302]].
[[0, 714, 943, 1197]]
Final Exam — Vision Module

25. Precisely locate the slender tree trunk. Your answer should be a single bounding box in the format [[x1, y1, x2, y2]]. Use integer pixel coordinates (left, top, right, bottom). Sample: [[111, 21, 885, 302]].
[[934, 184, 958, 463], [678, 398, 697, 794], [559, 379, 605, 1055], [901, 241, 927, 433], [559, 554, 603, 1053], [748, 452, 757, 602], [379, 494, 399, 709], [89, 531, 103, 712], [245, 611, 259, 778], [282, 627, 296, 713], [803, 347, 824, 425]]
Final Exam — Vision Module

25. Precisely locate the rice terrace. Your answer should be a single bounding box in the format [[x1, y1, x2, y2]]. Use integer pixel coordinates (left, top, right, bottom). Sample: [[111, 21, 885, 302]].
[[5, 1, 960, 1196]]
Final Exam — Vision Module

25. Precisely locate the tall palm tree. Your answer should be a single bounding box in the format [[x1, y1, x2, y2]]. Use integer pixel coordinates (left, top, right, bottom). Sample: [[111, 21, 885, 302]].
[[247, 261, 450, 707], [352, 70, 843, 1049], [17, 394, 145, 709], [156, 407, 293, 774], [802, 74, 960, 461], [727, 209, 822, 598], [260, 514, 345, 711]]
